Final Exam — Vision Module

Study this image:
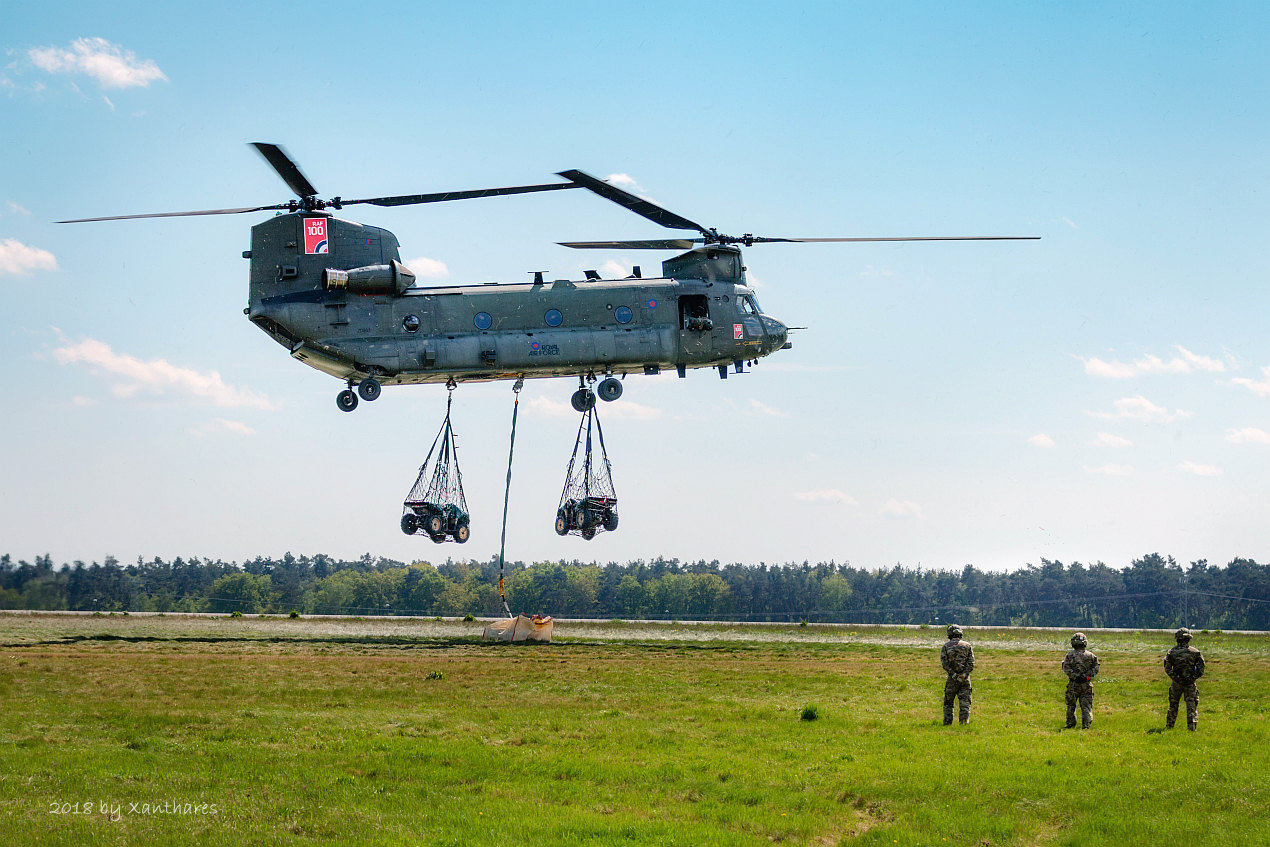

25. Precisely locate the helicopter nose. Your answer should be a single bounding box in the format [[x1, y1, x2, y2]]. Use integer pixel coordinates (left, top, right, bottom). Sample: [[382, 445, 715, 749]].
[[763, 316, 789, 352]]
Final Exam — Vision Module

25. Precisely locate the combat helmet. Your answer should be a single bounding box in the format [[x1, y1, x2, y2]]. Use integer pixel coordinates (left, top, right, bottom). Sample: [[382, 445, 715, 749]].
[[1071, 632, 1088, 648], [947, 624, 963, 639], [1175, 627, 1192, 643]]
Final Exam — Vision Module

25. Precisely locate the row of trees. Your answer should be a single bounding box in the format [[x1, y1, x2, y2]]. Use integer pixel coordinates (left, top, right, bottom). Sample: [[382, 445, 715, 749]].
[[3, 552, 1269, 629]]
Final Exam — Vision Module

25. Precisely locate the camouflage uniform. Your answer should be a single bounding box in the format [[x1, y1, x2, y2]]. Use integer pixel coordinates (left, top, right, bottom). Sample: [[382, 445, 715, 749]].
[[1062, 632, 1100, 729], [1164, 628, 1205, 731], [940, 625, 975, 725]]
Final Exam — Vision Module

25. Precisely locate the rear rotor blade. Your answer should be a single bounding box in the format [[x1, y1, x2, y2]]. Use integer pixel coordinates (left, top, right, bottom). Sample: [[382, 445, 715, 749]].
[[251, 142, 319, 198], [558, 239, 701, 250], [749, 235, 1042, 243], [346, 181, 581, 208], [58, 204, 288, 224], [557, 169, 709, 234]]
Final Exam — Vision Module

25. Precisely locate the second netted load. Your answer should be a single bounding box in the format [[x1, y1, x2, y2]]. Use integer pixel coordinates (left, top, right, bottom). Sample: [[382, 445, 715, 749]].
[[554, 402, 618, 541]]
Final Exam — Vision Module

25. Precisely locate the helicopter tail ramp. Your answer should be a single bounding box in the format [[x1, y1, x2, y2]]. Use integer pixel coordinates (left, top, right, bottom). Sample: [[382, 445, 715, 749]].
[[482, 615, 553, 643]]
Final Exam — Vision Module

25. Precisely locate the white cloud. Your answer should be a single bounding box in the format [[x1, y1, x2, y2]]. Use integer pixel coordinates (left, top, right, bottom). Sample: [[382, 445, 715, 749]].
[[859, 265, 896, 280], [1091, 432, 1133, 448], [1081, 346, 1226, 379], [1227, 427, 1270, 445], [524, 394, 661, 421], [52, 338, 274, 409], [1061, 216, 1079, 230], [748, 398, 789, 418], [1085, 395, 1190, 423], [4, 201, 31, 216], [70, 396, 97, 407], [403, 256, 449, 280], [606, 173, 641, 191], [1178, 461, 1221, 477], [793, 489, 857, 505], [29, 37, 166, 90], [0, 238, 58, 276], [1230, 365, 1270, 398], [1027, 434, 1055, 448], [1083, 464, 1134, 476], [879, 499, 925, 520], [188, 418, 256, 437]]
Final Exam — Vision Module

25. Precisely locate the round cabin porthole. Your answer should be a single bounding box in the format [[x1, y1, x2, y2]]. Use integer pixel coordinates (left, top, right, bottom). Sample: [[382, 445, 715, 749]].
[[615, 306, 633, 324], [544, 308, 563, 327], [402, 315, 421, 332], [474, 311, 493, 330]]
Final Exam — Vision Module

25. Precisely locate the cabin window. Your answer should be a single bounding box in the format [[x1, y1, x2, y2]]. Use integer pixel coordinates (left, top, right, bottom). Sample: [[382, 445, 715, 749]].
[[544, 308, 563, 327], [402, 315, 421, 332], [614, 305, 633, 324], [474, 311, 493, 330]]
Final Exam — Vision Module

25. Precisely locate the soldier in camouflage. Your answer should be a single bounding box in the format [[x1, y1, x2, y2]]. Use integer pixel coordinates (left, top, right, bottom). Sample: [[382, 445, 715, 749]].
[[940, 624, 975, 725], [1062, 632, 1099, 729], [1164, 627, 1205, 731]]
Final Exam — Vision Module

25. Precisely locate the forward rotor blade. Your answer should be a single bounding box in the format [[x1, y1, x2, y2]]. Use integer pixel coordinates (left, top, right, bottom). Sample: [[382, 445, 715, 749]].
[[557, 239, 701, 250], [748, 235, 1042, 243], [345, 181, 581, 208], [557, 169, 709, 234], [251, 142, 319, 199], [57, 204, 288, 224]]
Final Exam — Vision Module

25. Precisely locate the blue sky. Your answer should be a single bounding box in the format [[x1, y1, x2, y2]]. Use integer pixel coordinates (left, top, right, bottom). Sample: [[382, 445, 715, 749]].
[[3, 2, 1269, 572]]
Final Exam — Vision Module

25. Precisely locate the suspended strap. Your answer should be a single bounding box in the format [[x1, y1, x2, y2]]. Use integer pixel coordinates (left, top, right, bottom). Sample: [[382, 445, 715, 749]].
[[592, 402, 610, 461], [497, 376, 525, 618], [416, 390, 453, 475]]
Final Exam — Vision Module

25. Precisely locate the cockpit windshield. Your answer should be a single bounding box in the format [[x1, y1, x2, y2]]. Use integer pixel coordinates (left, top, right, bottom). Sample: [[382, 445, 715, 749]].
[[740, 293, 762, 315]]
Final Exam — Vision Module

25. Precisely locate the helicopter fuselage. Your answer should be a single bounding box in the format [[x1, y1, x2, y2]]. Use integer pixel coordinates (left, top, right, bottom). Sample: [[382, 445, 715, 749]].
[[244, 212, 790, 393]]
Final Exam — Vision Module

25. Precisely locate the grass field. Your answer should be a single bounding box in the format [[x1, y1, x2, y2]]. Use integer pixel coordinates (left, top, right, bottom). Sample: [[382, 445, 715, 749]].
[[2, 613, 1268, 846]]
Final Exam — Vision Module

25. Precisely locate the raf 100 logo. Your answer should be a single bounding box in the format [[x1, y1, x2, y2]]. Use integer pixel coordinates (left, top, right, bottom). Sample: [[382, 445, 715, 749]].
[[529, 342, 560, 357]]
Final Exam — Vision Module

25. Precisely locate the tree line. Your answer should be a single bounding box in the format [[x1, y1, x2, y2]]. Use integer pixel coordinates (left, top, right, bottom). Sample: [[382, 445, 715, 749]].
[[2, 552, 1268, 630]]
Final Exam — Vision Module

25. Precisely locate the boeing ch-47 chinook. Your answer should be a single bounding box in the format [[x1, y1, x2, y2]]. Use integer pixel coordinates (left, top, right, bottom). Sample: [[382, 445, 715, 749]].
[[61, 143, 1036, 412]]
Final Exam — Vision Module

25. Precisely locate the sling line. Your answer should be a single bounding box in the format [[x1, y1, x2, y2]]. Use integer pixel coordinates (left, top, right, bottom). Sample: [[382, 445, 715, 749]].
[[497, 376, 525, 618]]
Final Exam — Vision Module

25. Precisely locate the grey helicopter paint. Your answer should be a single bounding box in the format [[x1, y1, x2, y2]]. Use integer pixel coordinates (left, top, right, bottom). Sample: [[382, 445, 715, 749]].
[[60, 143, 1037, 412], [245, 209, 788, 409]]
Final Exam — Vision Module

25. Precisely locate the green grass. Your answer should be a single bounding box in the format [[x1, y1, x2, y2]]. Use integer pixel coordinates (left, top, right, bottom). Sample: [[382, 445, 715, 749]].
[[2, 613, 1268, 845]]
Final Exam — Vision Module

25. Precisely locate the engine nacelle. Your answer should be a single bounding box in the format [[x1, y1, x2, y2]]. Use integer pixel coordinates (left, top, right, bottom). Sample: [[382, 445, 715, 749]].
[[323, 260, 416, 296]]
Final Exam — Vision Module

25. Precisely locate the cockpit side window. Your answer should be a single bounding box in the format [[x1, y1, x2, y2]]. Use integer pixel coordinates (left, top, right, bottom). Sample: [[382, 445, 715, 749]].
[[741, 294, 762, 315]]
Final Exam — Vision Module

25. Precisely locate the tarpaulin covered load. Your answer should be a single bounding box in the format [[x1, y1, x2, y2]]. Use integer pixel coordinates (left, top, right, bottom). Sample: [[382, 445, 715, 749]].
[[482, 614, 554, 643]]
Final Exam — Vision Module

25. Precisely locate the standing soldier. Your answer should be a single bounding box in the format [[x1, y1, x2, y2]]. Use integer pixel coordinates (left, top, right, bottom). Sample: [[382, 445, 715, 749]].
[[1062, 632, 1100, 729], [1164, 628, 1205, 731], [940, 624, 975, 725]]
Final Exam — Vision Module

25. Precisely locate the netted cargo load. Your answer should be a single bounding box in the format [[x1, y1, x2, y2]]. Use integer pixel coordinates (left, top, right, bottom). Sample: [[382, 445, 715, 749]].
[[554, 404, 618, 541], [401, 393, 470, 544]]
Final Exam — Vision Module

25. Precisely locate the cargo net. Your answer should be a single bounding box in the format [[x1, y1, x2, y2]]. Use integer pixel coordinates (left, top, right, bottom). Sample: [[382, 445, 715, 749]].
[[401, 393, 470, 544], [555, 403, 618, 540]]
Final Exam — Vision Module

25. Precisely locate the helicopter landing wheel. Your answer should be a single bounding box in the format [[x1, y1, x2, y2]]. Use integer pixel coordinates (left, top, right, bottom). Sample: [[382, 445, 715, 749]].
[[357, 378, 381, 401], [336, 389, 359, 412], [597, 377, 623, 402], [571, 388, 596, 412]]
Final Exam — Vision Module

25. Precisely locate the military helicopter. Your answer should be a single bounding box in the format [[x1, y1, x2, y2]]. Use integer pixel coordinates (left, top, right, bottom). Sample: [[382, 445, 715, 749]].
[[61, 143, 1037, 412]]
